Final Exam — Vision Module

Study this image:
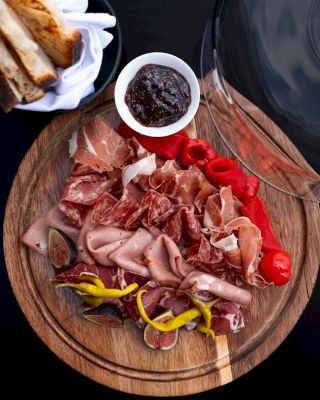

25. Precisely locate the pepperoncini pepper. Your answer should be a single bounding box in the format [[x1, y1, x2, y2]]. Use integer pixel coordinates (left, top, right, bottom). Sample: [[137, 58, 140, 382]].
[[136, 290, 201, 331], [181, 291, 220, 328], [196, 323, 215, 339], [54, 281, 138, 298]]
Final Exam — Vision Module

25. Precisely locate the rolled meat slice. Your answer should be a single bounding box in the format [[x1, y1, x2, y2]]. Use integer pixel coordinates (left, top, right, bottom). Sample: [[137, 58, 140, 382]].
[[86, 226, 134, 266], [109, 228, 153, 277], [179, 270, 252, 306]]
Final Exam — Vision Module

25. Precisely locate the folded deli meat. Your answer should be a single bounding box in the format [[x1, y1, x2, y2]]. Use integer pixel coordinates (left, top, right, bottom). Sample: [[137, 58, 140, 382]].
[[22, 116, 291, 346]]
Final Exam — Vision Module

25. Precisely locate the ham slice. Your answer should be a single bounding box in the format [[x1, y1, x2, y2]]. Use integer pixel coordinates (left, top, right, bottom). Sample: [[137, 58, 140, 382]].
[[86, 226, 134, 266], [70, 116, 130, 172], [109, 228, 153, 277], [179, 270, 252, 306], [122, 153, 157, 187], [21, 204, 79, 256], [144, 234, 194, 287], [76, 210, 97, 265]]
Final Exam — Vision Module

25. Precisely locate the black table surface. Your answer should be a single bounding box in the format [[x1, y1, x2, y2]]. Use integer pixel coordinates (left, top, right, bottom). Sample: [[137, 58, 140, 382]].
[[1, 1, 319, 398]]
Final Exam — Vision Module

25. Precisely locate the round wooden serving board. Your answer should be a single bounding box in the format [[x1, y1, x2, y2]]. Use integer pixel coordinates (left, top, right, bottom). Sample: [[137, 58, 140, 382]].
[[4, 84, 320, 396]]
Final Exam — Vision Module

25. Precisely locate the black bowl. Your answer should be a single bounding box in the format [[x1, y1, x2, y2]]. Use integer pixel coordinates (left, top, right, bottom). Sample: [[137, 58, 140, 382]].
[[64, 0, 122, 111]]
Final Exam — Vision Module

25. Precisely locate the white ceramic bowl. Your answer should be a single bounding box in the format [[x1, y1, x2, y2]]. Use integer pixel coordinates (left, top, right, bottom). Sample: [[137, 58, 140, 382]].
[[114, 52, 200, 137]]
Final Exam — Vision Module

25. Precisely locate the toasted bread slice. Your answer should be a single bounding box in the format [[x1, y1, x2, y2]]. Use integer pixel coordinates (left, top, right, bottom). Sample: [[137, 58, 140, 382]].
[[0, 36, 44, 103], [0, 0, 58, 87], [7, 0, 82, 68], [0, 71, 22, 112]]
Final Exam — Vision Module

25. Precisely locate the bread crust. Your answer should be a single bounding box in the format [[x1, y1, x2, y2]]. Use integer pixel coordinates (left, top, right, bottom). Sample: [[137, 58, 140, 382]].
[[0, 71, 22, 112], [7, 0, 83, 68]]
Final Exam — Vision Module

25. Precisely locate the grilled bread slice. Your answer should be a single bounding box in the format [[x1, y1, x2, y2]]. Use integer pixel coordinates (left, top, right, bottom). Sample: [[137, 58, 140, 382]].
[[7, 0, 82, 68], [0, 0, 58, 87], [0, 37, 44, 103], [0, 71, 23, 112]]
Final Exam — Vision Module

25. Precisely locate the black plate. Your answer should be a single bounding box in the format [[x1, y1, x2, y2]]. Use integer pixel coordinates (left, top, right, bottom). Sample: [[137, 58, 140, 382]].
[[65, 0, 122, 111]]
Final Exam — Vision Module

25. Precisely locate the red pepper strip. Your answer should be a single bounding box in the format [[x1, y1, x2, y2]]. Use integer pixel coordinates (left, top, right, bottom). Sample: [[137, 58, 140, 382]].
[[241, 175, 260, 205], [180, 138, 217, 171], [240, 197, 282, 253], [205, 157, 246, 199], [118, 122, 187, 160]]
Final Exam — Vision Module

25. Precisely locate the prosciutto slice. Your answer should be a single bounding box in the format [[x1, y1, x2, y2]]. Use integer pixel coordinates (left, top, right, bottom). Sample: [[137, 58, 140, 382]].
[[144, 234, 194, 287], [109, 228, 153, 277], [203, 186, 236, 228], [122, 153, 157, 187], [179, 270, 252, 306], [211, 301, 245, 335], [149, 160, 180, 189], [21, 204, 79, 256], [160, 165, 204, 205], [70, 116, 130, 172], [213, 234, 242, 267], [86, 226, 134, 266]]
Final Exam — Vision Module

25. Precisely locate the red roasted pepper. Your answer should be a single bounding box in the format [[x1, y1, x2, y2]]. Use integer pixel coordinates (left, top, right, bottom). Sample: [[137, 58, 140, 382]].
[[240, 197, 282, 253], [117, 122, 187, 160], [180, 138, 217, 171], [259, 250, 292, 286], [241, 175, 260, 205], [205, 157, 246, 199]]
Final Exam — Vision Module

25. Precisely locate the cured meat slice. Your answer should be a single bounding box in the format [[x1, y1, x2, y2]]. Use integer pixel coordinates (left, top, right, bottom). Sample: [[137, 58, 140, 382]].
[[122, 153, 156, 187], [213, 234, 242, 268], [186, 234, 224, 267], [117, 268, 149, 290], [194, 179, 216, 213], [109, 228, 153, 277], [54, 263, 119, 289], [203, 186, 237, 228], [238, 223, 267, 288], [91, 186, 140, 227], [144, 234, 194, 287], [211, 301, 245, 335], [76, 210, 97, 265], [125, 190, 174, 229], [160, 165, 205, 205], [220, 186, 236, 224], [70, 116, 130, 172], [149, 160, 180, 189], [158, 290, 191, 316], [203, 193, 222, 228], [125, 281, 167, 324], [21, 204, 79, 256], [86, 227, 134, 266], [58, 201, 87, 228], [61, 174, 109, 206], [54, 263, 99, 283], [70, 163, 97, 176], [179, 270, 252, 306], [162, 205, 201, 242], [90, 191, 118, 224]]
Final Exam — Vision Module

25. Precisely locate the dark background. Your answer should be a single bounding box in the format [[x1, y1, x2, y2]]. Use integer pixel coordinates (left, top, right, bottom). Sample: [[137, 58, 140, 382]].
[[1, 0, 319, 398]]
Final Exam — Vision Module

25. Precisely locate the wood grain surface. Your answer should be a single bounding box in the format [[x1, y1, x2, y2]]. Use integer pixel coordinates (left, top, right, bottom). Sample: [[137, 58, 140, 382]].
[[3, 82, 320, 396]]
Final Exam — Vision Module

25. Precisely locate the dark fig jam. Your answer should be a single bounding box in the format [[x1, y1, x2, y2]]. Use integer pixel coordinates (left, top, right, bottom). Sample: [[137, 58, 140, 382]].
[[125, 64, 191, 127]]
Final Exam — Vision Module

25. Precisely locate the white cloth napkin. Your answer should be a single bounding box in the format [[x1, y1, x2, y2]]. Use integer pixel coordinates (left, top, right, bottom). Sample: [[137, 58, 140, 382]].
[[16, 0, 116, 111]]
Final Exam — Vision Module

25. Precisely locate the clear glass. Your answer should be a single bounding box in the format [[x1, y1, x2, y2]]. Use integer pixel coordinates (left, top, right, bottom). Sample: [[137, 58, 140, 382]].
[[201, 0, 320, 201]]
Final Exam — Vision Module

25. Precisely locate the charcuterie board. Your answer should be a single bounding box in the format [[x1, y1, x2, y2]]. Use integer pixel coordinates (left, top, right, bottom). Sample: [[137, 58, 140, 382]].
[[3, 82, 320, 396]]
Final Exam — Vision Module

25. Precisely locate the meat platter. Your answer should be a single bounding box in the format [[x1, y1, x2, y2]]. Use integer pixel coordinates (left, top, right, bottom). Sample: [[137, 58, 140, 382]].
[[3, 86, 320, 396]]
